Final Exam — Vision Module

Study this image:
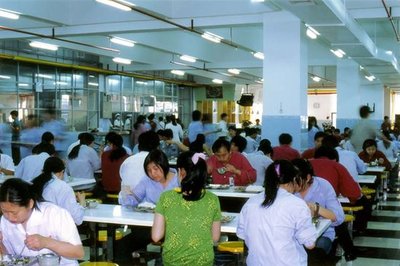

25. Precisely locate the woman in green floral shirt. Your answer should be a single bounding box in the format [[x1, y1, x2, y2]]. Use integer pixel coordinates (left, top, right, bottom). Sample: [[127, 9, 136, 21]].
[[152, 151, 221, 266]]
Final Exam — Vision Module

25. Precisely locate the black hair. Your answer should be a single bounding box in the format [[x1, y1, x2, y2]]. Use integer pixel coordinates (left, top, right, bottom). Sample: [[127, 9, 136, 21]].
[[314, 146, 339, 162], [189, 134, 206, 153], [279, 133, 292, 145], [41, 131, 54, 144], [308, 116, 320, 131], [0, 178, 42, 209], [68, 133, 94, 160], [163, 129, 174, 139], [212, 138, 231, 153], [134, 115, 146, 130], [170, 114, 177, 126], [105, 132, 127, 161], [158, 116, 164, 122], [32, 157, 65, 196], [32, 142, 55, 155], [177, 151, 207, 201], [258, 140, 273, 156], [148, 113, 155, 120], [192, 110, 202, 121], [362, 139, 377, 152], [322, 135, 339, 149], [262, 160, 300, 207], [230, 136, 247, 153], [10, 110, 18, 116], [221, 113, 228, 119], [228, 125, 237, 132], [314, 131, 326, 141], [291, 158, 314, 187], [202, 113, 211, 123], [144, 149, 170, 180], [359, 105, 371, 118], [138, 131, 160, 152], [246, 127, 258, 137]]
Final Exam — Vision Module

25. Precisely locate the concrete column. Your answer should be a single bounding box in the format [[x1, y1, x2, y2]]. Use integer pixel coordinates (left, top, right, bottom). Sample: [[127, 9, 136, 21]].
[[261, 11, 308, 150]]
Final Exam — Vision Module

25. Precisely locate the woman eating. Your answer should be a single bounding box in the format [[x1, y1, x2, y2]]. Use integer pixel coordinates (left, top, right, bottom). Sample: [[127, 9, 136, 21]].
[[119, 149, 179, 207], [31, 157, 85, 225], [237, 160, 317, 265], [358, 139, 391, 171], [0, 178, 84, 265], [152, 151, 221, 266]]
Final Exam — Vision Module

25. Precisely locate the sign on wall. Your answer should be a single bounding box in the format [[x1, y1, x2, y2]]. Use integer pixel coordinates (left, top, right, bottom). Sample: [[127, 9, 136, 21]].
[[206, 86, 223, 99]]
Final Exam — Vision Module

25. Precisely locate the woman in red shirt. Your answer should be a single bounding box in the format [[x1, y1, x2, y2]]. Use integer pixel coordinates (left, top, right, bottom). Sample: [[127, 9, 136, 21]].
[[101, 132, 129, 193], [358, 139, 391, 171]]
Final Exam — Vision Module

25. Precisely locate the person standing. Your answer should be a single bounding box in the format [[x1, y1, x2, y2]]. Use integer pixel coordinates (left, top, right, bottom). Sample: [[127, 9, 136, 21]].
[[10, 110, 21, 165], [217, 113, 229, 139]]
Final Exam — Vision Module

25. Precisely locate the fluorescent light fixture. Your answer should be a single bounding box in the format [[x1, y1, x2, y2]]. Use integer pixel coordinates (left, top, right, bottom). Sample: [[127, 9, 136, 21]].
[[201, 32, 223, 43], [0, 75, 10, 79], [30, 41, 58, 51], [330, 49, 345, 58], [110, 37, 135, 47], [306, 26, 320, 39], [228, 68, 241, 75], [18, 83, 29, 87], [89, 75, 96, 78], [135, 81, 147, 85], [386, 50, 393, 55], [251, 0, 265, 2], [36, 74, 53, 79], [312, 76, 321, 82], [96, 0, 131, 11], [171, 70, 185, 76], [365, 75, 376, 82], [0, 9, 20, 20], [112, 57, 131, 64], [54, 81, 68, 85], [179, 55, 196, 63], [253, 52, 264, 60], [255, 80, 263, 84], [212, 79, 223, 84], [359, 65, 364, 70], [88, 82, 99, 86]]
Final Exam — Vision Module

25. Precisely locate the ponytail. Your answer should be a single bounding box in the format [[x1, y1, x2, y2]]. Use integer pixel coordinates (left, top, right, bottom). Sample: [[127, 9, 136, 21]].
[[262, 160, 299, 207], [177, 151, 207, 201], [32, 157, 65, 196], [68, 133, 94, 160]]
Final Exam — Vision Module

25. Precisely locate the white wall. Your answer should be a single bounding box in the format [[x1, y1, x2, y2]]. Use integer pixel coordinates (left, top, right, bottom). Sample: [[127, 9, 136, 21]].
[[307, 94, 337, 126]]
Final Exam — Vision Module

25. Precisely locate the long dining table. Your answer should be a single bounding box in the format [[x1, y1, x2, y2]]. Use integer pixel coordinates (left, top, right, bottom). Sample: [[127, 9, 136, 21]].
[[83, 204, 331, 261]]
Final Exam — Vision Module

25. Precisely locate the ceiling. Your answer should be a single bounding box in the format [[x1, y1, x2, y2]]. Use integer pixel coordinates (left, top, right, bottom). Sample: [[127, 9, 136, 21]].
[[0, 0, 399, 88]]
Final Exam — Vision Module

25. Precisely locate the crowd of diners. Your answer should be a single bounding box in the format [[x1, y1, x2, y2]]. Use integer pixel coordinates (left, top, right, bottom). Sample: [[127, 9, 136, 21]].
[[0, 104, 397, 265]]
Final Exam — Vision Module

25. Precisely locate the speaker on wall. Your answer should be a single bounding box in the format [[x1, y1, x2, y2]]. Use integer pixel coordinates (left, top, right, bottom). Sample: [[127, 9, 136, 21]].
[[237, 93, 254, 106]]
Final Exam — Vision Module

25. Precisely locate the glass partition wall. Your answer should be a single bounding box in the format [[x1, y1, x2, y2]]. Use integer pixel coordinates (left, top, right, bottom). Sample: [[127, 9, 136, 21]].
[[0, 60, 181, 132]]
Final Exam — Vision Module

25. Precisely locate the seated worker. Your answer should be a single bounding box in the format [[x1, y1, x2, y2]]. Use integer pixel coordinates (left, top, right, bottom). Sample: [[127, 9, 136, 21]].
[[15, 143, 55, 182], [301, 132, 326, 159], [358, 139, 391, 171], [159, 129, 188, 159], [272, 133, 301, 161], [0, 178, 84, 265], [245, 140, 274, 186], [243, 127, 259, 154], [119, 149, 179, 207], [0, 150, 15, 176], [207, 138, 256, 186]]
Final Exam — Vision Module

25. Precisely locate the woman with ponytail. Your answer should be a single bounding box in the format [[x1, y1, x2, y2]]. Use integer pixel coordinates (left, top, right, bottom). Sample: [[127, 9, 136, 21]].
[[152, 151, 221, 266], [66, 132, 101, 180], [101, 132, 129, 193], [32, 157, 85, 225], [237, 160, 317, 266]]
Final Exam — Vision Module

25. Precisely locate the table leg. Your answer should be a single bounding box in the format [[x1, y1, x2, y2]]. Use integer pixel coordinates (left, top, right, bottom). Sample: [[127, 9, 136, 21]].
[[106, 225, 115, 261], [89, 222, 98, 261]]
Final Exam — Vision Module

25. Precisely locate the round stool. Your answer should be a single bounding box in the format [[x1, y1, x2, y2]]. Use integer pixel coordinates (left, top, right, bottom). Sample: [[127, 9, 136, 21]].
[[98, 229, 123, 242], [217, 241, 244, 265]]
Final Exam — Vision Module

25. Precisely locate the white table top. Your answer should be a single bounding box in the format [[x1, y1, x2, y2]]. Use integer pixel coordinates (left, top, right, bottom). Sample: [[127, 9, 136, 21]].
[[66, 177, 96, 190], [357, 174, 377, 184], [366, 166, 386, 173], [83, 204, 330, 237], [338, 196, 350, 203], [208, 187, 262, 198]]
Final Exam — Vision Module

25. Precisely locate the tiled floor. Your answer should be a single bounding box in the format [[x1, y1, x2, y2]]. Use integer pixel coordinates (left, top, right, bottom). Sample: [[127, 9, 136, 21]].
[[335, 187, 400, 265]]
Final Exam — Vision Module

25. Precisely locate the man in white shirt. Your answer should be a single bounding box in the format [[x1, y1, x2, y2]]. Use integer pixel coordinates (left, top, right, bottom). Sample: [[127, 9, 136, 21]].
[[322, 135, 366, 181], [244, 127, 259, 154], [217, 113, 229, 139], [245, 140, 273, 186], [119, 131, 160, 190]]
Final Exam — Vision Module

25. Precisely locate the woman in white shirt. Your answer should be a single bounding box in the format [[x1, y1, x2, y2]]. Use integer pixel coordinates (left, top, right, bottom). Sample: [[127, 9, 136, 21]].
[[237, 160, 317, 266], [66, 133, 101, 180], [32, 157, 85, 225], [0, 178, 84, 265], [165, 115, 183, 142]]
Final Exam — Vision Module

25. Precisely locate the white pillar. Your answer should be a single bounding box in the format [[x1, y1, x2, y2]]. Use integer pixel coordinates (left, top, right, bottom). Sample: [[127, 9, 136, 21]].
[[261, 11, 308, 150]]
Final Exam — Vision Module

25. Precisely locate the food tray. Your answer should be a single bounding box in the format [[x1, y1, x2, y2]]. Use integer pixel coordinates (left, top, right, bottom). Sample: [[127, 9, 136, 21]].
[[221, 215, 235, 224], [134, 206, 155, 213], [0, 255, 37, 266], [207, 184, 230, 190]]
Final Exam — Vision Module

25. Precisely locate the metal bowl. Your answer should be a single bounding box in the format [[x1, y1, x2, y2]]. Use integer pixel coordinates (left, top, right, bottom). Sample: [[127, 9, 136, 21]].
[[86, 199, 99, 209]]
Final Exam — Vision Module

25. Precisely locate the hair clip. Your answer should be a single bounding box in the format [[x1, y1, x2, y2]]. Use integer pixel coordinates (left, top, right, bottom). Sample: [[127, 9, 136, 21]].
[[192, 153, 206, 165], [275, 164, 280, 177]]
